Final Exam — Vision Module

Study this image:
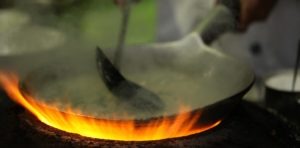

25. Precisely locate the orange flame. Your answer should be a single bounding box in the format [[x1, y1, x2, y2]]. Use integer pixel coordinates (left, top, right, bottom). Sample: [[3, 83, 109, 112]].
[[0, 72, 221, 141]]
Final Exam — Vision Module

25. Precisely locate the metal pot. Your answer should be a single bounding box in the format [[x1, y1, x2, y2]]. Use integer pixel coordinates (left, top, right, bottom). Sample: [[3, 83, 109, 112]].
[[265, 70, 300, 124]]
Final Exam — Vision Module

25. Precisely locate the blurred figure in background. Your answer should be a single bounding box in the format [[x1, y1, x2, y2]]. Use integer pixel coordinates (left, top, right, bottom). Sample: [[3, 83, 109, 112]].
[[156, 0, 277, 41]]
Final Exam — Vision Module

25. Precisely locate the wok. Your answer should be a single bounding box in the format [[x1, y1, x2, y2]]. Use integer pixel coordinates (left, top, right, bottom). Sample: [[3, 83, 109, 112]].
[[21, 32, 254, 125], [7, 0, 254, 125]]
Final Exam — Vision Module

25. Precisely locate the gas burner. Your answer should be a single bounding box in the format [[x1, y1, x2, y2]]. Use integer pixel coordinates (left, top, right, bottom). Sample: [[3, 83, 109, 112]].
[[1, 91, 299, 148]]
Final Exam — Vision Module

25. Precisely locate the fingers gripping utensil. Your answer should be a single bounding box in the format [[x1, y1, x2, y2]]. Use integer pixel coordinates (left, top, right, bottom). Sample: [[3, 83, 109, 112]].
[[96, 47, 165, 113]]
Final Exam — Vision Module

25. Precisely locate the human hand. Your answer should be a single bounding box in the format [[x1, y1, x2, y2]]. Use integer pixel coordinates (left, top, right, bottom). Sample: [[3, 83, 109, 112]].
[[239, 0, 277, 30]]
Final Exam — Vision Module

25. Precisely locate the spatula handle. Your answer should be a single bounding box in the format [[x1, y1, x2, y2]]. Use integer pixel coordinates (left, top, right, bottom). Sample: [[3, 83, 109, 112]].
[[195, 0, 240, 45]]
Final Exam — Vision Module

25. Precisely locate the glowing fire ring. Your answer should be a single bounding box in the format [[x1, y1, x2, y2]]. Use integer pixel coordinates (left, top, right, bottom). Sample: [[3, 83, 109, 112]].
[[0, 72, 221, 141]]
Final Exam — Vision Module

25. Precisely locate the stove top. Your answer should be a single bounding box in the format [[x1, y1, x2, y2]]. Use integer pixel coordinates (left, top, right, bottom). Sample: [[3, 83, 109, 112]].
[[0, 91, 299, 148]]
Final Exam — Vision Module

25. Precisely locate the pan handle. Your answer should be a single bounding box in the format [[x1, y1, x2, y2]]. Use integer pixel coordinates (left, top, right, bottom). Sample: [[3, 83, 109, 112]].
[[194, 0, 240, 45]]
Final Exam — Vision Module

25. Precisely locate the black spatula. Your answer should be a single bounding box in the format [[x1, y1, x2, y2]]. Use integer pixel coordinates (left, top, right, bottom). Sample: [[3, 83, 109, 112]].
[[96, 47, 165, 114]]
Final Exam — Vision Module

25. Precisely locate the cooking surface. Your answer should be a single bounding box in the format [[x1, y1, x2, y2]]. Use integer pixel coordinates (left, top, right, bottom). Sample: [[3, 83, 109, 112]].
[[0, 91, 299, 147]]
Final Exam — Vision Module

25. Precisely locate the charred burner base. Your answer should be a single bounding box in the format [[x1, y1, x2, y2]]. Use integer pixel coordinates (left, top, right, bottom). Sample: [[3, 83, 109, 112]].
[[1, 89, 299, 147], [19, 112, 221, 147], [16, 103, 300, 148]]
